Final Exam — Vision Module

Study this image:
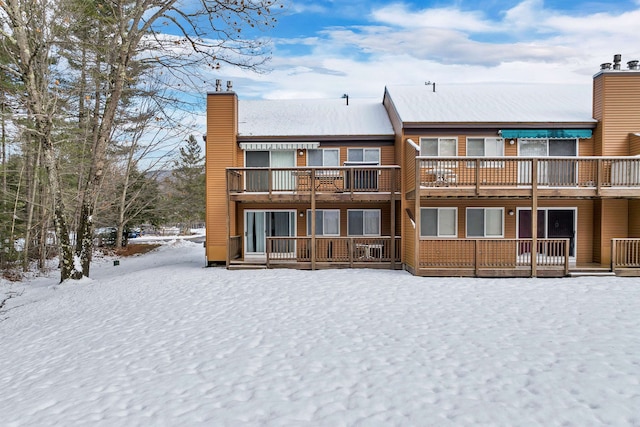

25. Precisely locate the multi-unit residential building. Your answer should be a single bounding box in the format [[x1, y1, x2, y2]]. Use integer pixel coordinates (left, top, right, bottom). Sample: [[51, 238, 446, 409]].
[[205, 55, 640, 277]]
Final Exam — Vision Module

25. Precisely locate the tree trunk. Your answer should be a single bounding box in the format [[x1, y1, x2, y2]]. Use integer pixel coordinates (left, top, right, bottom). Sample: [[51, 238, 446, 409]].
[[42, 144, 81, 281]]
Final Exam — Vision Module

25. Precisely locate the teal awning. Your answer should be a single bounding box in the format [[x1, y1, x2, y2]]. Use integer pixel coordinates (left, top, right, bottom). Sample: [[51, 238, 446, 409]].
[[500, 129, 593, 139]]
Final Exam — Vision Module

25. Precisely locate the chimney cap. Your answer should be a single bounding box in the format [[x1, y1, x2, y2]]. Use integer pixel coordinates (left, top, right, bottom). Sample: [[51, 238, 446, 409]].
[[601, 63, 612, 70]]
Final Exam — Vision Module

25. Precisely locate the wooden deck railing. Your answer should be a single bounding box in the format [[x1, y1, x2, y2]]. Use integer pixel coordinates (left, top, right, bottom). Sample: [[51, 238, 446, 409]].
[[416, 156, 640, 189], [266, 236, 401, 267], [229, 235, 242, 260], [612, 238, 640, 272], [418, 238, 570, 275], [227, 166, 401, 195]]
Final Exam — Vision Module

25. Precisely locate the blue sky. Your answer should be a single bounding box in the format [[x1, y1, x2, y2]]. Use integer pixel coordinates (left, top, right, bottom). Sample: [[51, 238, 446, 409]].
[[214, 0, 640, 99]]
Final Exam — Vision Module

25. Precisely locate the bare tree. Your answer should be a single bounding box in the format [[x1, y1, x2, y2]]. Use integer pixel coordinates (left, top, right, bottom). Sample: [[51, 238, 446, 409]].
[[1, 0, 282, 281], [0, 0, 79, 280]]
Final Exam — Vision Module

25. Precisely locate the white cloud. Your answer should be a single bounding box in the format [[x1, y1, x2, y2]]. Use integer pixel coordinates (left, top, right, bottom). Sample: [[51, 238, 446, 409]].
[[224, 0, 640, 99], [371, 2, 495, 32]]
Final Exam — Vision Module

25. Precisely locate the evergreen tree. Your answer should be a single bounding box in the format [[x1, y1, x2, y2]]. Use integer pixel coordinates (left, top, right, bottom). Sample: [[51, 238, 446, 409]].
[[170, 135, 205, 231]]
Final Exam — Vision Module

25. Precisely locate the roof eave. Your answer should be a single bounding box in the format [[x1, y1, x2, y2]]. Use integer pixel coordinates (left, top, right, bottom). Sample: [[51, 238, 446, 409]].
[[402, 121, 597, 130]]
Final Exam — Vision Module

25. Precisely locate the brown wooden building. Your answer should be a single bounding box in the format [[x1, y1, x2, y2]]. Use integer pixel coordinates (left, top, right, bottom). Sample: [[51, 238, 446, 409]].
[[206, 55, 640, 277]]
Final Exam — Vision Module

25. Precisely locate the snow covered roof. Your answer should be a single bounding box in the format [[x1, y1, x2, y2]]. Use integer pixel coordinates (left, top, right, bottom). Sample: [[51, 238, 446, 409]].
[[385, 83, 596, 124], [238, 98, 394, 138]]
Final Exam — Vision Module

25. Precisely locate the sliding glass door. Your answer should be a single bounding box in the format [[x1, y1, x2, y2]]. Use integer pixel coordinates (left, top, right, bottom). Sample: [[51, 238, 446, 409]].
[[518, 139, 577, 185], [245, 210, 296, 257], [518, 209, 576, 257]]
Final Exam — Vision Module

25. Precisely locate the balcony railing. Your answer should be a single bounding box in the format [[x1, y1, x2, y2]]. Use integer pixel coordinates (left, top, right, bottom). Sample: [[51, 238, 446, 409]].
[[412, 156, 640, 193], [265, 236, 401, 267], [612, 238, 640, 274], [418, 238, 570, 275], [227, 166, 401, 195]]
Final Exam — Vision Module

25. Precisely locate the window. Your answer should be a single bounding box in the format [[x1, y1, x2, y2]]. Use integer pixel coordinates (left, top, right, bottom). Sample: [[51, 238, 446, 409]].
[[307, 149, 339, 167], [348, 209, 380, 236], [306, 210, 340, 236], [347, 148, 380, 164], [420, 137, 457, 157], [466, 208, 503, 237], [467, 138, 504, 167], [420, 208, 457, 237]]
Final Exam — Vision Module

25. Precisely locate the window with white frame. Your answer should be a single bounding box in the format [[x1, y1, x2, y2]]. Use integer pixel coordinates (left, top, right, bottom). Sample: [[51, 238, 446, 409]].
[[466, 138, 504, 168], [307, 209, 340, 236], [307, 149, 339, 167], [420, 208, 457, 237], [347, 209, 380, 236], [466, 208, 503, 237], [347, 148, 380, 164], [420, 137, 457, 157]]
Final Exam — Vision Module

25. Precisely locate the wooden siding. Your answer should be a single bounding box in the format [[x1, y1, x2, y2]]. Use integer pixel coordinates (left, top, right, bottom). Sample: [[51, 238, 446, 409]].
[[237, 145, 396, 168], [597, 73, 640, 156], [593, 200, 602, 262], [629, 200, 640, 238], [630, 134, 640, 156], [403, 210, 415, 270], [206, 92, 238, 262], [578, 138, 594, 156], [418, 199, 594, 264], [599, 199, 629, 266], [233, 203, 398, 238]]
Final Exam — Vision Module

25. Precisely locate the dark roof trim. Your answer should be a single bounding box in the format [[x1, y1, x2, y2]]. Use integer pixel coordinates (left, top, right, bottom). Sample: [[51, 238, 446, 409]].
[[402, 122, 597, 131], [237, 134, 394, 143]]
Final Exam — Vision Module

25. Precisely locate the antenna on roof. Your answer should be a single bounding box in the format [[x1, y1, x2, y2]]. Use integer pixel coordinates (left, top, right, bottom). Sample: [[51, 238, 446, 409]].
[[341, 93, 349, 106], [425, 81, 436, 92]]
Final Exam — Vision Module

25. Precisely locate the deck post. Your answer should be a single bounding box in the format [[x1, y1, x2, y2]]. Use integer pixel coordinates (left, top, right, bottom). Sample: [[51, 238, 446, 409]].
[[564, 239, 570, 275], [475, 158, 480, 195], [415, 158, 421, 273], [531, 159, 538, 278], [596, 158, 602, 196], [266, 240, 270, 268], [311, 168, 316, 270], [225, 169, 231, 268], [611, 238, 617, 272], [349, 237, 354, 267], [474, 240, 480, 276], [390, 168, 396, 269]]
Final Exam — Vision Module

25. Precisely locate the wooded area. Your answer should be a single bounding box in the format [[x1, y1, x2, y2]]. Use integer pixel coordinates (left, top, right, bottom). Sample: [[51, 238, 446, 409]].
[[0, 0, 281, 281]]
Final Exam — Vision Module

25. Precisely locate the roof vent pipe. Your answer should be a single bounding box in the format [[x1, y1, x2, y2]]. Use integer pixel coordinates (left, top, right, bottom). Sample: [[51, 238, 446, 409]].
[[226, 81, 233, 91], [628, 60, 639, 70], [600, 63, 612, 70], [613, 54, 622, 70], [215, 79, 222, 92]]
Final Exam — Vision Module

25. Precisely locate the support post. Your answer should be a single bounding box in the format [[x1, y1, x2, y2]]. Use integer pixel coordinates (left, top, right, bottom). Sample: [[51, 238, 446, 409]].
[[311, 168, 316, 270], [564, 238, 570, 275], [225, 170, 231, 268], [531, 159, 538, 278], [390, 167, 397, 269], [475, 158, 480, 195], [415, 158, 421, 272]]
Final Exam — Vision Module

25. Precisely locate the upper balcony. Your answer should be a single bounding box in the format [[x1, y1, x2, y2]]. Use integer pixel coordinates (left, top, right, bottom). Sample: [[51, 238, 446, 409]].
[[407, 156, 640, 199], [227, 166, 402, 202]]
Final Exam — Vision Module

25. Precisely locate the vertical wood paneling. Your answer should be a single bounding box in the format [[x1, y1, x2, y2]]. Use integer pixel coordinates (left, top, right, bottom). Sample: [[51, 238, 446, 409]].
[[598, 73, 640, 156], [629, 200, 640, 237], [206, 92, 238, 262], [599, 199, 628, 266], [630, 134, 640, 156]]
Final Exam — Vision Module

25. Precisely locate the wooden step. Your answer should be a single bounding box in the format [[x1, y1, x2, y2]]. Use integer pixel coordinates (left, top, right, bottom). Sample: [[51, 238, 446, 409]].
[[228, 260, 267, 270]]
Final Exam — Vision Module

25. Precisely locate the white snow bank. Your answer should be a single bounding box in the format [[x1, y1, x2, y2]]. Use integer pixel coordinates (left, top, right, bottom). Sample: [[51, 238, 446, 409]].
[[1, 241, 639, 425]]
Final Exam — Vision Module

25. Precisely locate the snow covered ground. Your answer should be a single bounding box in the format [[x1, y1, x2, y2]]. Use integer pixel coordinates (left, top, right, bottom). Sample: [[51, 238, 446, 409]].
[[1, 240, 639, 426]]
